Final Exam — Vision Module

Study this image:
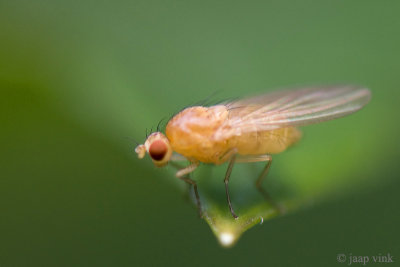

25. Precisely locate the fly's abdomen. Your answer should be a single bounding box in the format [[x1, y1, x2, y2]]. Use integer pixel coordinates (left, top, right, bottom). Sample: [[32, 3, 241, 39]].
[[231, 127, 302, 155]]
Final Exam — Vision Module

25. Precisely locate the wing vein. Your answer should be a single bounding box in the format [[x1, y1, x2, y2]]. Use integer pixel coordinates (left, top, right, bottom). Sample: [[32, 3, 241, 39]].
[[215, 85, 370, 140]]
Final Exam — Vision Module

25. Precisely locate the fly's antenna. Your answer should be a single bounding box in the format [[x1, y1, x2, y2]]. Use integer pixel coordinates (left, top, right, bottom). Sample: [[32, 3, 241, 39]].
[[145, 128, 148, 138]]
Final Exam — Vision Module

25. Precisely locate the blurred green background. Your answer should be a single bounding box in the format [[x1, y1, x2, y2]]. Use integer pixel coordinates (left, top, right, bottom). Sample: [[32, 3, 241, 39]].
[[1, 0, 399, 266]]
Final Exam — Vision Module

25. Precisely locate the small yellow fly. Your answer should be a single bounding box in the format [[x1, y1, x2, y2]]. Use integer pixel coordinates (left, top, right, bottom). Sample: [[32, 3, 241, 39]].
[[135, 85, 371, 218]]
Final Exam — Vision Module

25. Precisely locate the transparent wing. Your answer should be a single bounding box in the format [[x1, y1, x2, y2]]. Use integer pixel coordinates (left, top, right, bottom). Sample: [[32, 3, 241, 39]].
[[215, 85, 371, 139]]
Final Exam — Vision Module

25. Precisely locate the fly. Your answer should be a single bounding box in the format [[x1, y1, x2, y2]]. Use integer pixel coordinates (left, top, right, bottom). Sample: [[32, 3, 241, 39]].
[[135, 85, 371, 219]]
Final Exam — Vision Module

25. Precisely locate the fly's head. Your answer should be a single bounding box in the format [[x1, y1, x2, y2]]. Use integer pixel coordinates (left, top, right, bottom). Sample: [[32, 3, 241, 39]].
[[135, 132, 172, 167]]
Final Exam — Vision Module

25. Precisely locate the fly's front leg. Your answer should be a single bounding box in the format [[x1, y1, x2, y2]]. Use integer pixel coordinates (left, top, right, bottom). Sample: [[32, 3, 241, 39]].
[[178, 176, 202, 218], [175, 161, 199, 178], [170, 161, 202, 217]]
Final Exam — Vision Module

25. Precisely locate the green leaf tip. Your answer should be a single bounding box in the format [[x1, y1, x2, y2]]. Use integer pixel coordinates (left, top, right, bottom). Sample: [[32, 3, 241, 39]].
[[199, 200, 293, 247]]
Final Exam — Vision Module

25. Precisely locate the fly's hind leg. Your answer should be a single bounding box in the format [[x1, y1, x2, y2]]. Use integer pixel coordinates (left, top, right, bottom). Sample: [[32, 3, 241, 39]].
[[238, 155, 285, 214], [170, 161, 203, 218]]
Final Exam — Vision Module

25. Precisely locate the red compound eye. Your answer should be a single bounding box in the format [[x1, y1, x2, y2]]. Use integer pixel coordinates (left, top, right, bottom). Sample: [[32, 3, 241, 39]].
[[149, 140, 167, 161]]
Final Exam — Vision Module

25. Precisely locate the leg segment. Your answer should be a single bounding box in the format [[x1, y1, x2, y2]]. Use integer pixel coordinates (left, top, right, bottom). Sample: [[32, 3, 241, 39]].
[[179, 176, 202, 218], [237, 154, 284, 214], [170, 161, 202, 217], [224, 154, 238, 219], [255, 156, 275, 202], [175, 162, 199, 178]]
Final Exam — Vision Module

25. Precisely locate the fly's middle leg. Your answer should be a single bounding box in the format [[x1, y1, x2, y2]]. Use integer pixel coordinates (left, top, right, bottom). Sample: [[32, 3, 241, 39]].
[[223, 152, 239, 219]]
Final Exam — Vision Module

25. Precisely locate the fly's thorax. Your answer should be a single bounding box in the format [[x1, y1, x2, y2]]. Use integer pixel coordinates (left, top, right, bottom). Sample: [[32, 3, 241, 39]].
[[165, 105, 229, 162]]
